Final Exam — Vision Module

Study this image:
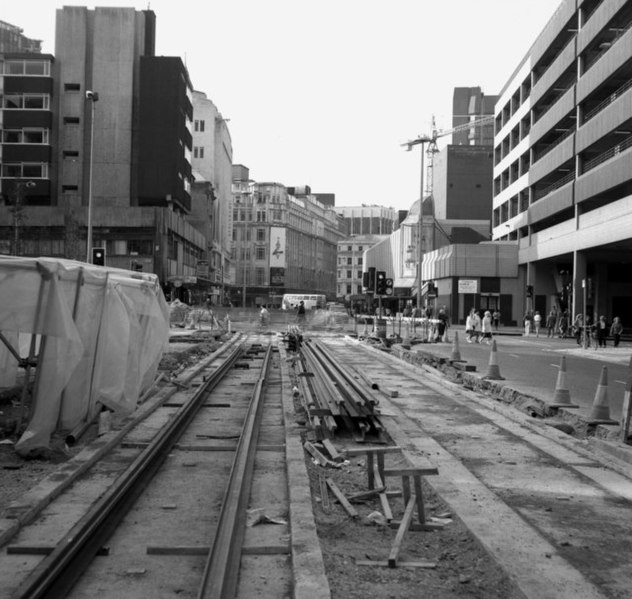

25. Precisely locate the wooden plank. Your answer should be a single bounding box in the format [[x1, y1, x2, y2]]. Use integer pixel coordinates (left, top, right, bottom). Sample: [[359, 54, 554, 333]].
[[344, 446, 401, 457], [346, 487, 386, 501], [304, 441, 341, 469], [321, 438, 343, 462], [413, 475, 426, 524], [388, 496, 417, 568], [355, 560, 436, 569], [382, 466, 438, 477], [373, 466, 393, 522], [325, 478, 358, 518]]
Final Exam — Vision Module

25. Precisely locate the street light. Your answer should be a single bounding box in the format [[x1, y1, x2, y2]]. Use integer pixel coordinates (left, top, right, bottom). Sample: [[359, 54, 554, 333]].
[[403, 135, 432, 307], [85, 90, 99, 263], [11, 180, 36, 256]]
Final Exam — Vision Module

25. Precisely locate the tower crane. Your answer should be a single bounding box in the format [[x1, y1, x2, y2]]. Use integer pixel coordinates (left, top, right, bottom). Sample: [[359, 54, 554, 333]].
[[402, 113, 495, 197]]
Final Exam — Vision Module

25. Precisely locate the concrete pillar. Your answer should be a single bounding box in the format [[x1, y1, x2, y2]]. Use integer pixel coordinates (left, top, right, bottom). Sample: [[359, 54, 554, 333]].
[[572, 250, 587, 319]]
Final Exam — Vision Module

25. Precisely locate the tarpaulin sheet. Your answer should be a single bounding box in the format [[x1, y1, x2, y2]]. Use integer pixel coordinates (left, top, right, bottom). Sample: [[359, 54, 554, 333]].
[[0, 257, 169, 457]]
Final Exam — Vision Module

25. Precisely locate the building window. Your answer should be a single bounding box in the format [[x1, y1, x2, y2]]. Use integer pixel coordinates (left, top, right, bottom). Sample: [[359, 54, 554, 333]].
[[346, 257, 352, 265], [4, 60, 50, 76], [346, 270, 352, 279], [194, 120, 205, 132], [1, 162, 47, 178], [255, 246, 266, 260], [193, 146, 204, 158], [256, 210, 266, 222], [2, 129, 48, 144], [63, 150, 79, 158], [64, 117, 80, 124], [347, 245, 352, 251], [346, 284, 352, 294], [357, 257, 363, 265], [357, 284, 363, 294], [3, 94, 49, 109], [337, 270, 341, 278], [255, 268, 265, 285], [357, 270, 362, 279], [64, 83, 81, 91], [256, 228, 265, 241]]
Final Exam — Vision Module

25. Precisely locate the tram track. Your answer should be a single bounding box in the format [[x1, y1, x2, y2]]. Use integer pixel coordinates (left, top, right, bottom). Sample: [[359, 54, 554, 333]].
[[0, 333, 323, 599]]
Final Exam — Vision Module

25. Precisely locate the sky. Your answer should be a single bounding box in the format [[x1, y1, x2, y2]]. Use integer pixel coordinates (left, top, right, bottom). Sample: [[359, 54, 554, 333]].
[[5, 0, 561, 212]]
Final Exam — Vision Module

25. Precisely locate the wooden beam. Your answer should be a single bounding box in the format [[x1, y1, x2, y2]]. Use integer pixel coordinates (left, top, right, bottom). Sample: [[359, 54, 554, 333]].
[[388, 496, 416, 568], [325, 478, 358, 518]]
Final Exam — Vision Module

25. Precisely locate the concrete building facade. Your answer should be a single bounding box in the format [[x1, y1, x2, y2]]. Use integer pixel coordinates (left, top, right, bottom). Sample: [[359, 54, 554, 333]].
[[336, 234, 387, 301], [492, 0, 632, 326], [334, 205, 399, 237], [231, 166, 344, 306], [189, 91, 233, 303], [0, 8, 227, 305]]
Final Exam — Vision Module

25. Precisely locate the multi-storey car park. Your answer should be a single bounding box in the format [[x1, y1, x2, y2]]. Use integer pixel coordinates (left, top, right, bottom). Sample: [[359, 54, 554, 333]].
[[492, 0, 632, 327]]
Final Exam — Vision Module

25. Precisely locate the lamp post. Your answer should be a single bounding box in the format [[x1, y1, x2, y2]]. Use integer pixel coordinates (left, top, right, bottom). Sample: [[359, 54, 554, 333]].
[[85, 90, 99, 263], [11, 180, 36, 256], [404, 135, 432, 308]]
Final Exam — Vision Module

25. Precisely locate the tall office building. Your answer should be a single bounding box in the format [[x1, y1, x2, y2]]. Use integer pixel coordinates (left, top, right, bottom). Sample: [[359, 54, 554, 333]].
[[492, 0, 632, 323]]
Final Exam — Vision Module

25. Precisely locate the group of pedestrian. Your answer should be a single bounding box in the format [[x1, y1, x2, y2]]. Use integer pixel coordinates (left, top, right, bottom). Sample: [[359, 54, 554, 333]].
[[465, 307, 497, 344], [571, 313, 624, 348], [523, 307, 624, 348]]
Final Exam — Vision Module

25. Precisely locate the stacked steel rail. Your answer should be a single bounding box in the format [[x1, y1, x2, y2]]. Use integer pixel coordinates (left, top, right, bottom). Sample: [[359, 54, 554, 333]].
[[300, 339, 383, 440]]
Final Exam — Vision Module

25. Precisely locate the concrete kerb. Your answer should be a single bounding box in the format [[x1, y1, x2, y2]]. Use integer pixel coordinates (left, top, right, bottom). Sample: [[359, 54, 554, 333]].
[[379, 341, 632, 466], [347, 336, 632, 480], [277, 339, 331, 599]]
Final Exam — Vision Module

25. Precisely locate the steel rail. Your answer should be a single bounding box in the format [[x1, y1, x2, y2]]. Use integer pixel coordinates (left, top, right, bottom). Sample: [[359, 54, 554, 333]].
[[197, 343, 273, 599], [13, 339, 246, 599]]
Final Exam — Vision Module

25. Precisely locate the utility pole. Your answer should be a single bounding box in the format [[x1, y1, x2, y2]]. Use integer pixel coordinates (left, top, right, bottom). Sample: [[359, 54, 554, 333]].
[[402, 135, 432, 309]]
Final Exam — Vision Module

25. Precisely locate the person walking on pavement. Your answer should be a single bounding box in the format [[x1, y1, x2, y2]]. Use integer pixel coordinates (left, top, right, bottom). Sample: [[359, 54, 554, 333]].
[[259, 305, 270, 327], [596, 315, 608, 348], [466, 307, 481, 343], [437, 307, 449, 343], [546, 309, 557, 338], [492, 309, 501, 331], [481, 310, 493, 344], [573, 314, 583, 345], [297, 300, 306, 326], [533, 311, 542, 337], [558, 310, 569, 338], [610, 316, 623, 348], [524, 311, 533, 336]]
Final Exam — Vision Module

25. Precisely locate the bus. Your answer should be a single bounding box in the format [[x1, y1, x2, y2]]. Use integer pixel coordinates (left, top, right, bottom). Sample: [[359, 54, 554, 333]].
[[281, 294, 326, 311]]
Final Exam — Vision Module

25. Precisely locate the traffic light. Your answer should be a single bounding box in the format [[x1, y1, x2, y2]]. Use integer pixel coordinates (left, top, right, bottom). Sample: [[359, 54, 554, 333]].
[[364, 267, 376, 293], [92, 247, 105, 266], [376, 270, 387, 295], [427, 282, 437, 297], [526, 284, 533, 298], [384, 276, 394, 296]]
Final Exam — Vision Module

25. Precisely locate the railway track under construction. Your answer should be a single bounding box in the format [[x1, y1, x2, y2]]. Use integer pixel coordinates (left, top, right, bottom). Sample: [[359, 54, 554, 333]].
[[3, 329, 632, 598], [0, 333, 329, 599]]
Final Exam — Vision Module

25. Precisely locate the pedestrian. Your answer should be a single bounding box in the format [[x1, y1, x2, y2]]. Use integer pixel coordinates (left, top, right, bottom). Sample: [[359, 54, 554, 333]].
[[572, 314, 583, 345], [524, 311, 533, 336], [596, 315, 608, 348], [533, 311, 542, 337], [481, 310, 493, 344], [610, 316, 623, 348], [259, 304, 270, 327], [492, 309, 501, 331], [437, 308, 448, 342], [558, 310, 569, 338], [437, 306, 450, 343], [297, 300, 306, 325], [545, 309, 557, 338], [466, 307, 481, 343]]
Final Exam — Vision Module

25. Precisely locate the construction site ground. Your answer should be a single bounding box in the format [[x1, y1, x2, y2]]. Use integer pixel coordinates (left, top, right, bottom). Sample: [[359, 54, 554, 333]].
[[2, 324, 632, 598]]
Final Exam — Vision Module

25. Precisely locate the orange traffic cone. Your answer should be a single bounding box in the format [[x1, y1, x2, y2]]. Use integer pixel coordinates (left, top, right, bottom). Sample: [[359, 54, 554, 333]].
[[587, 366, 617, 424], [549, 356, 578, 408], [483, 339, 504, 380], [450, 331, 462, 362]]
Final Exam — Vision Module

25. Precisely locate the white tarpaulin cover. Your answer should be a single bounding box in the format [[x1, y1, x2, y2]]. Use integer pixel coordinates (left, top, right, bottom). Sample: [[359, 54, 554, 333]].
[[0, 257, 169, 457]]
